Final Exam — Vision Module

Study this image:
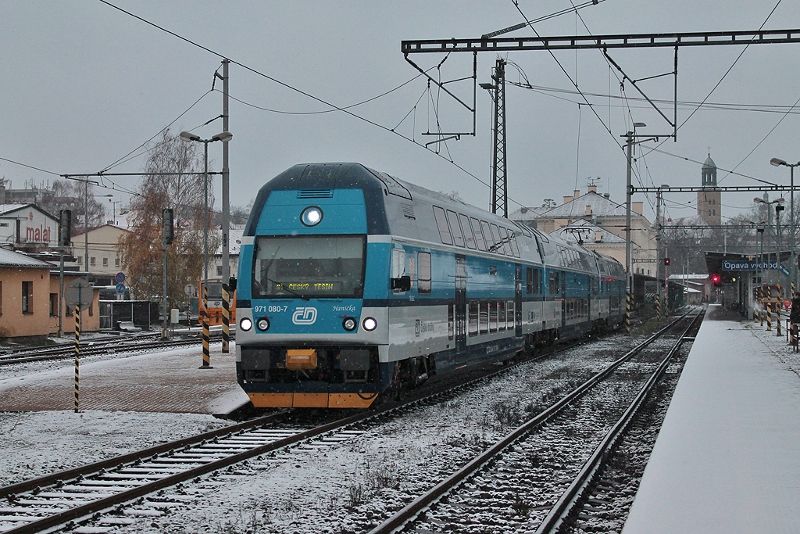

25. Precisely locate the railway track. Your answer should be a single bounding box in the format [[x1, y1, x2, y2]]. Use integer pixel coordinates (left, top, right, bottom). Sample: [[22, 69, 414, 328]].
[[368, 310, 702, 533], [0, 331, 234, 366], [0, 333, 591, 533]]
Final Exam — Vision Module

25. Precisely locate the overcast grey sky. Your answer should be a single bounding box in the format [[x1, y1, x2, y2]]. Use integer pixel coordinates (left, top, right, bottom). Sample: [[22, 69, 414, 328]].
[[2, 1, 800, 223]]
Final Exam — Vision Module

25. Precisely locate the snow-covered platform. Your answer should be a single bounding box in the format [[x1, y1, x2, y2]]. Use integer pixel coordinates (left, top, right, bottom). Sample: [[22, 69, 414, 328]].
[[0, 343, 248, 415], [624, 304, 800, 534]]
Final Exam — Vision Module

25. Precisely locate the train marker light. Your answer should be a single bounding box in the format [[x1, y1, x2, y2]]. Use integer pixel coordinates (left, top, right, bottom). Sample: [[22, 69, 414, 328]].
[[301, 206, 323, 226], [362, 317, 377, 331], [710, 273, 722, 286], [342, 317, 357, 331], [256, 317, 270, 331], [240, 318, 253, 331], [663, 257, 671, 266]]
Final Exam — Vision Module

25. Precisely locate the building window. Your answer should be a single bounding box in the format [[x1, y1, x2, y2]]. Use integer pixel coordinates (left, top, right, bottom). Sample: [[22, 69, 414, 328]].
[[77, 256, 82, 265], [216, 265, 223, 276], [50, 293, 58, 316], [115, 256, 120, 267], [90, 256, 96, 266], [22, 281, 33, 314], [102, 257, 109, 267]]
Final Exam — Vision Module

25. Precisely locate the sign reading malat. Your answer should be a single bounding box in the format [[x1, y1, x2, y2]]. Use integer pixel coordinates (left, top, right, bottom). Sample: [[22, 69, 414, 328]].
[[722, 260, 781, 271]]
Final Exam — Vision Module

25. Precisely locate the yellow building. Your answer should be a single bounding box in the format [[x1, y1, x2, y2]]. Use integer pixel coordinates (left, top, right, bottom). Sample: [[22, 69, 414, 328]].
[[0, 247, 99, 339]]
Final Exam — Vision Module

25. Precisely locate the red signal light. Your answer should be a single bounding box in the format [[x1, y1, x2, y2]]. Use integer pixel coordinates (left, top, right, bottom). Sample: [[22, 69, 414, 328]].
[[710, 273, 721, 286]]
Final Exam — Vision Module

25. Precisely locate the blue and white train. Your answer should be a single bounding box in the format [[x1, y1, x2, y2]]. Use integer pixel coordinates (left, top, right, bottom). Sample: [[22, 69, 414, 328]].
[[235, 163, 626, 409]]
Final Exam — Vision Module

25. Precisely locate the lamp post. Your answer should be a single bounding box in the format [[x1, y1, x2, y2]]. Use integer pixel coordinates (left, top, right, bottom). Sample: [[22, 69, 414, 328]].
[[757, 223, 765, 288], [179, 130, 233, 368], [108, 198, 121, 226], [770, 157, 799, 292], [753, 195, 784, 284]]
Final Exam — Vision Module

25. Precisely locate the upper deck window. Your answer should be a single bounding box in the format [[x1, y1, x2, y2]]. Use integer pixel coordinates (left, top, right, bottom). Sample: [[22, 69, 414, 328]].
[[446, 210, 465, 248], [433, 206, 453, 245]]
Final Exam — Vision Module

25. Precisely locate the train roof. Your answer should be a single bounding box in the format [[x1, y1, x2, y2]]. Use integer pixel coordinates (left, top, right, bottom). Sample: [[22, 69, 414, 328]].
[[247, 163, 619, 273]]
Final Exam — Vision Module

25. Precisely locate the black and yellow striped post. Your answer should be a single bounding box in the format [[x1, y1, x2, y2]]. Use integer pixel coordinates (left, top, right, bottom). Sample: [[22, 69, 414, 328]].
[[74, 305, 80, 413], [766, 286, 772, 331], [777, 285, 783, 337], [625, 292, 632, 334], [655, 294, 662, 320], [221, 282, 230, 354], [200, 285, 212, 369]]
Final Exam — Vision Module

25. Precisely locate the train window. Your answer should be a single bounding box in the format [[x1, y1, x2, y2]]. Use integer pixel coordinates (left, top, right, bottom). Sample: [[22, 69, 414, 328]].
[[480, 302, 488, 334], [433, 206, 453, 245], [533, 269, 542, 295], [498, 301, 506, 331], [507, 300, 514, 328], [469, 301, 478, 336], [446, 210, 465, 248], [418, 252, 431, 293], [480, 221, 493, 252], [253, 235, 366, 298], [489, 302, 498, 332], [502, 228, 514, 256], [471, 217, 487, 251], [549, 271, 560, 295], [490, 224, 503, 254], [459, 213, 476, 249], [509, 232, 521, 257], [448, 304, 454, 340], [391, 249, 405, 278], [526, 267, 533, 294]]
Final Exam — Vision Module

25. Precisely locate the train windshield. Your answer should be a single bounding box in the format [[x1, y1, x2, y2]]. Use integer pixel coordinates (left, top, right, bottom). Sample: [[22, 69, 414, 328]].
[[253, 235, 365, 298]]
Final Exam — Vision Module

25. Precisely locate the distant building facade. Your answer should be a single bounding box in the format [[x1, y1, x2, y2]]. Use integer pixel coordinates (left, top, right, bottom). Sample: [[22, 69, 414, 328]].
[[697, 153, 721, 226], [0, 204, 59, 251], [511, 183, 656, 276]]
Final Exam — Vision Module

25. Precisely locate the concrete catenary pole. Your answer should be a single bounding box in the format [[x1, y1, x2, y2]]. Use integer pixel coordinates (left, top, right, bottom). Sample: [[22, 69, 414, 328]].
[[221, 58, 231, 354]]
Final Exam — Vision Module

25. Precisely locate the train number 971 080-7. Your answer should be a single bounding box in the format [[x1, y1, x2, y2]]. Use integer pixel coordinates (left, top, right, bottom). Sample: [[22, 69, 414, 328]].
[[253, 305, 288, 313]]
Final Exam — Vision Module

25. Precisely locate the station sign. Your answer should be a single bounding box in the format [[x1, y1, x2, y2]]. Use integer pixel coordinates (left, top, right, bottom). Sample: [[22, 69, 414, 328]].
[[722, 260, 783, 271]]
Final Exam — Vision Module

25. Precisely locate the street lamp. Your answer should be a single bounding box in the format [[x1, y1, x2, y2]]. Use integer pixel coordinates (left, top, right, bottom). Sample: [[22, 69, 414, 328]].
[[179, 130, 233, 368], [770, 157, 800, 292], [108, 198, 121, 226], [753, 196, 784, 279]]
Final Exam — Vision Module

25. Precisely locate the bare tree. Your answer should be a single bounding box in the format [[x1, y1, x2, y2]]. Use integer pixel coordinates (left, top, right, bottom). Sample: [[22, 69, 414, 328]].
[[119, 130, 216, 307], [38, 179, 107, 232]]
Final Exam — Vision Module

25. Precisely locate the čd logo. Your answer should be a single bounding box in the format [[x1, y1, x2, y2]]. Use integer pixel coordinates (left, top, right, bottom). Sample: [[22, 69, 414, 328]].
[[292, 307, 318, 325]]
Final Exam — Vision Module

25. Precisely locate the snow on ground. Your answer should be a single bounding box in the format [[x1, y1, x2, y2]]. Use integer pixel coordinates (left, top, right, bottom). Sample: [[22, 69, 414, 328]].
[[623, 305, 800, 534], [0, 410, 228, 487]]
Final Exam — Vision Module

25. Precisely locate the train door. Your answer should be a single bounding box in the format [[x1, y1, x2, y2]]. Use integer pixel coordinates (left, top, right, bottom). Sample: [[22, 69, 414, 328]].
[[455, 255, 467, 352], [515, 264, 522, 337]]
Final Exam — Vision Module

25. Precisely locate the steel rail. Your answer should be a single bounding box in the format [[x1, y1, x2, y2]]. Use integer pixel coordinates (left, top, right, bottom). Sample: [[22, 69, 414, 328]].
[[368, 311, 697, 534], [1, 330, 598, 533], [0, 332, 234, 366], [0, 412, 288, 500], [535, 310, 704, 533]]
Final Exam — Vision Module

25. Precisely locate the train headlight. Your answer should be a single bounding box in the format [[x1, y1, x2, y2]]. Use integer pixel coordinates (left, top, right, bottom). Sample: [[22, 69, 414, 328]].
[[240, 317, 253, 331], [342, 317, 357, 331], [362, 317, 377, 331], [301, 206, 323, 226], [256, 317, 270, 331]]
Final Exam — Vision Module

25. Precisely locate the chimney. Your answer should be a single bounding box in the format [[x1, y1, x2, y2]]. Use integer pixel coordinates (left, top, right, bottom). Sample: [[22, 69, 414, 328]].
[[588, 184, 598, 194], [594, 231, 603, 242], [573, 189, 580, 199], [604, 193, 610, 199], [633, 201, 644, 215], [563, 195, 573, 204]]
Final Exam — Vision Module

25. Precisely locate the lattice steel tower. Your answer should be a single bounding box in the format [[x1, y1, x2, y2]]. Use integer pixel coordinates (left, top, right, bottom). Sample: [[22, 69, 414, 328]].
[[490, 58, 508, 217]]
